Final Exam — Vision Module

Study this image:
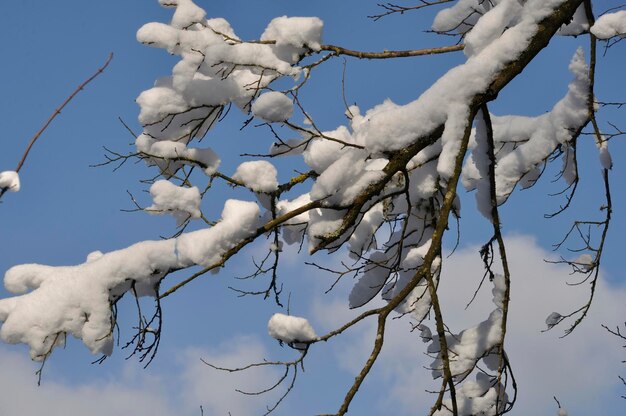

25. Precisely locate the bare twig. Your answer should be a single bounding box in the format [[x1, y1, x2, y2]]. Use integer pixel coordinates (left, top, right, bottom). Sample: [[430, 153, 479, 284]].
[[368, 1, 455, 21], [320, 44, 464, 59], [1, 53, 113, 200]]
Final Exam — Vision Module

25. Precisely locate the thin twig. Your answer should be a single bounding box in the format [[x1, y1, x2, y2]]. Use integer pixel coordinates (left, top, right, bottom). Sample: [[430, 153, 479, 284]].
[[16, 53, 113, 174], [1, 53, 114, 200], [320, 44, 464, 59]]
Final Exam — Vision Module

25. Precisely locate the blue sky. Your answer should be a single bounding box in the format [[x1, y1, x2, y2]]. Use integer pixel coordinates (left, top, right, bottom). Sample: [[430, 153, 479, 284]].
[[1, 1, 625, 415]]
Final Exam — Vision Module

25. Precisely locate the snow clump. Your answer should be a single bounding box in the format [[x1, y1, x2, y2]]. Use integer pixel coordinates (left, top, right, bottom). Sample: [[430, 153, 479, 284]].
[[261, 16, 324, 50], [147, 180, 202, 225], [233, 161, 279, 193], [169, 0, 206, 29], [268, 313, 317, 344], [252, 91, 294, 122], [590, 10, 626, 39], [0, 171, 20, 192]]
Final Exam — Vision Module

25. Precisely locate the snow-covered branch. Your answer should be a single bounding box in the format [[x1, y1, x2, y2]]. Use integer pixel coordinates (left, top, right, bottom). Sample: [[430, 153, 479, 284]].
[[1, 0, 622, 414]]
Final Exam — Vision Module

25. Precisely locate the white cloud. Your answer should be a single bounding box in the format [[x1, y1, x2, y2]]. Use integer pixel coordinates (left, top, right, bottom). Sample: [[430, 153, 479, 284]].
[[310, 235, 626, 415], [0, 235, 623, 416], [0, 336, 280, 416], [0, 348, 173, 416], [440, 235, 626, 415], [177, 335, 283, 416]]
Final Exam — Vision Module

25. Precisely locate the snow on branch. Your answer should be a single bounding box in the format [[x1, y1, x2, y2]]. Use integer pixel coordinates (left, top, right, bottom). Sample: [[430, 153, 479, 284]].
[[0, 200, 260, 359], [463, 47, 592, 206], [591, 10, 626, 39], [0, 0, 620, 414]]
